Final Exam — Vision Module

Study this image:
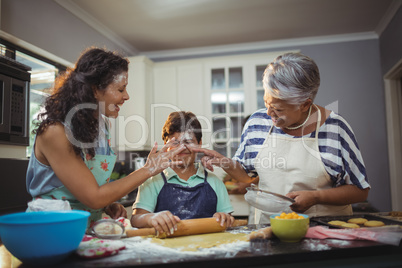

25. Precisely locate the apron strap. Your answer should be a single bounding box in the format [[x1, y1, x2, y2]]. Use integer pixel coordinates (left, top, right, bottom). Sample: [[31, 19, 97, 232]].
[[160, 172, 168, 184], [203, 170, 208, 181], [313, 104, 321, 139]]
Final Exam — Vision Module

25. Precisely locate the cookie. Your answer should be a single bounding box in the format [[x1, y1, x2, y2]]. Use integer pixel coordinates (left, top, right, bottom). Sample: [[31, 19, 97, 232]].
[[341, 223, 360, 228], [328, 220, 346, 226], [347, 218, 368, 225], [364, 220, 385, 227]]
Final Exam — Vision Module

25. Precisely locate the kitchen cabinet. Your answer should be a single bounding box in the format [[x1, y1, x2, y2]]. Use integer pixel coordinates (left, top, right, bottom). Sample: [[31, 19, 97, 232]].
[[112, 56, 154, 151], [152, 62, 205, 145], [204, 51, 297, 157], [116, 51, 296, 152]]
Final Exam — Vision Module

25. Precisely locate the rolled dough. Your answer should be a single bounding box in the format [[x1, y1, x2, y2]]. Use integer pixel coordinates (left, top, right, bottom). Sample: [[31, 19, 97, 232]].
[[150, 232, 249, 251]]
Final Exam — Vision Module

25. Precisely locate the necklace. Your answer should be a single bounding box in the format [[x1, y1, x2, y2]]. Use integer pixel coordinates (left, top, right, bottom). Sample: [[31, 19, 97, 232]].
[[285, 105, 313, 130]]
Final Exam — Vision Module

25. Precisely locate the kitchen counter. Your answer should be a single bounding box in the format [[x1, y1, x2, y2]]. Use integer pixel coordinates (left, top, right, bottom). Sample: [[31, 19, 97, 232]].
[[1, 220, 402, 268]]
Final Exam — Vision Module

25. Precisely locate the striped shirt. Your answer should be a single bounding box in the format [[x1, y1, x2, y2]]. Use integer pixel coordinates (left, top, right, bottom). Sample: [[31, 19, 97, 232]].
[[233, 108, 370, 189]]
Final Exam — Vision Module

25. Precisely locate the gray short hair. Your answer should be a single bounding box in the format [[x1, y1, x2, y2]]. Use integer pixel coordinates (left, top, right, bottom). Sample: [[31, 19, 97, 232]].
[[263, 52, 320, 106]]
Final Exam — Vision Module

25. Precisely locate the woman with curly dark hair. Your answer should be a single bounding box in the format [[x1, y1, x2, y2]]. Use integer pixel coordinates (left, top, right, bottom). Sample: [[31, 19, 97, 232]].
[[26, 47, 185, 224]]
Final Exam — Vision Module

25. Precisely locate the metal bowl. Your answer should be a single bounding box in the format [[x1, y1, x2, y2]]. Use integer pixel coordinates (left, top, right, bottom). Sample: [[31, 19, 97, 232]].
[[91, 219, 125, 240]]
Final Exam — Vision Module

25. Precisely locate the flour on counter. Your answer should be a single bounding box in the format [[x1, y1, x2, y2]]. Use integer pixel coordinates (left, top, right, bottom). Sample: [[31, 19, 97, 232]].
[[326, 239, 351, 247], [302, 240, 331, 251], [82, 236, 251, 266]]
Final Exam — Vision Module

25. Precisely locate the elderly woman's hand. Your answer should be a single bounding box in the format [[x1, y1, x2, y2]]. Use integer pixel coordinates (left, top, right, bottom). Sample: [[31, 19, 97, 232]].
[[286, 191, 318, 213], [190, 147, 232, 171]]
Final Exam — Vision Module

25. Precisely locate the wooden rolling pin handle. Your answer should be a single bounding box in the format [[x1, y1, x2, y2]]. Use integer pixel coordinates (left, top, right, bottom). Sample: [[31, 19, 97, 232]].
[[126, 227, 156, 237], [247, 227, 273, 240]]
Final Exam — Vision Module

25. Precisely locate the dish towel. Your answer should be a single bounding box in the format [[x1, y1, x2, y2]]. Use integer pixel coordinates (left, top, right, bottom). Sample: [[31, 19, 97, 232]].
[[76, 235, 126, 259], [306, 226, 402, 246]]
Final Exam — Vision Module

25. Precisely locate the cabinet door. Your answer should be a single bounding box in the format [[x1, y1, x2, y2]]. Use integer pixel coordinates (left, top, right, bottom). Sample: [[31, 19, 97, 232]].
[[204, 51, 295, 157], [152, 66, 177, 145], [206, 63, 247, 158], [152, 63, 205, 146], [113, 56, 153, 151]]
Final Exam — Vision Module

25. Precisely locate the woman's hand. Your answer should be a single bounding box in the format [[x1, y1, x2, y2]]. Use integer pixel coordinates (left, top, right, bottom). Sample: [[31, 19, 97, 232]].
[[213, 212, 235, 227], [287, 185, 369, 213], [104, 202, 127, 219], [190, 147, 232, 171], [286, 190, 318, 213], [147, 210, 181, 236], [143, 138, 186, 176]]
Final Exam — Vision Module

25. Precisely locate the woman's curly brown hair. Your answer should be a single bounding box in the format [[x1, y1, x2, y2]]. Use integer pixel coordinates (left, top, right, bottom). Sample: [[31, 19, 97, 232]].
[[33, 47, 129, 158]]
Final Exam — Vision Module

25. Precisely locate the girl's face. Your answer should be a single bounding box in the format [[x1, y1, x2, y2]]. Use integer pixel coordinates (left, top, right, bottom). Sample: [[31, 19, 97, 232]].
[[166, 131, 201, 168], [94, 72, 129, 118], [264, 92, 307, 129]]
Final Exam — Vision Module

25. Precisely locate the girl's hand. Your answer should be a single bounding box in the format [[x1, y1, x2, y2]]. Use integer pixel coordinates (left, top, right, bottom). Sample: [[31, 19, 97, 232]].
[[147, 210, 181, 236], [143, 138, 186, 176], [104, 202, 127, 219], [213, 212, 235, 227]]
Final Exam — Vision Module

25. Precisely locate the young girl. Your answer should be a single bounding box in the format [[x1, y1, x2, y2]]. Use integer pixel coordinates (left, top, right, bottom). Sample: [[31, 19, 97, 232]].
[[131, 111, 234, 236]]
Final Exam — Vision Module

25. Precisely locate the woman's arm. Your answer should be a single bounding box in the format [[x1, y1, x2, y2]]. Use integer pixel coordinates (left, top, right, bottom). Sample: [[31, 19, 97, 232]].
[[287, 185, 369, 213], [36, 123, 186, 210]]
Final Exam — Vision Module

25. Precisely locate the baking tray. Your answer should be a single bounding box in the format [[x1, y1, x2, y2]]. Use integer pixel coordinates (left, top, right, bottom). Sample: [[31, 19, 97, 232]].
[[311, 214, 402, 229]]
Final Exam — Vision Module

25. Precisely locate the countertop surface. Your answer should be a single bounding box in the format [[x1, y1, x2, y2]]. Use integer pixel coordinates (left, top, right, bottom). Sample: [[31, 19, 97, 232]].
[[2, 214, 402, 268]]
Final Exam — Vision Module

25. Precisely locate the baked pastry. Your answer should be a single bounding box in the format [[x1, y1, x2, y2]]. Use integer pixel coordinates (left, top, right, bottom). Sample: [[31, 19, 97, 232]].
[[389, 211, 402, 217], [341, 223, 360, 228], [328, 220, 346, 226], [364, 220, 385, 227], [347, 218, 368, 225]]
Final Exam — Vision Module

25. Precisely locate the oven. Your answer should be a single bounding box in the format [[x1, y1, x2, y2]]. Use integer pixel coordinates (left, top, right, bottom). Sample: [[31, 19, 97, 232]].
[[0, 54, 31, 145]]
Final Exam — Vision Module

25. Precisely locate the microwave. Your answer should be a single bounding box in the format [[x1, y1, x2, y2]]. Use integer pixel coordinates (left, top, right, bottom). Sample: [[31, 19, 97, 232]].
[[0, 55, 31, 146]]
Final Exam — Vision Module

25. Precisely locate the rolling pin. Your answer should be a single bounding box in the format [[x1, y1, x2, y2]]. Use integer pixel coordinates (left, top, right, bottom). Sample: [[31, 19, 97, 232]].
[[126, 217, 247, 238]]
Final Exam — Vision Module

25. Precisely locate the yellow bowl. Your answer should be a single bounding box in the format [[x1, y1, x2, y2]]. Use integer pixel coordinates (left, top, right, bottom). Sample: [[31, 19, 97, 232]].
[[270, 213, 309, 243]]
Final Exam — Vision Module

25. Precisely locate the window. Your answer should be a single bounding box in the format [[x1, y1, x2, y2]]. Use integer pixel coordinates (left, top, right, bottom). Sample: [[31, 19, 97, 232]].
[[210, 67, 245, 157], [0, 40, 66, 156], [256, 65, 266, 109]]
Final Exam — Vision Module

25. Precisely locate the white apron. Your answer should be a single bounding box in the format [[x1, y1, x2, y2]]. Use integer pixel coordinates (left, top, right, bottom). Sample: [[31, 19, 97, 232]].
[[253, 105, 352, 223]]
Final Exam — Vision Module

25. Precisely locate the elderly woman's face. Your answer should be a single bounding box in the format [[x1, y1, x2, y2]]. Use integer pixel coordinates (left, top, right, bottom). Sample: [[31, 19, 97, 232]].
[[264, 93, 305, 129]]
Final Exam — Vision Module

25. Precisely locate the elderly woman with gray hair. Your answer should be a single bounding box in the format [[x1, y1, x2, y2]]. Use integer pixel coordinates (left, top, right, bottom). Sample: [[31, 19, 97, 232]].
[[195, 52, 370, 223]]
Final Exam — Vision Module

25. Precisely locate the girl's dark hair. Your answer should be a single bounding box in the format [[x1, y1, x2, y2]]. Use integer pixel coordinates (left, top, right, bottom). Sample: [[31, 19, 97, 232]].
[[162, 111, 202, 143], [33, 47, 129, 158]]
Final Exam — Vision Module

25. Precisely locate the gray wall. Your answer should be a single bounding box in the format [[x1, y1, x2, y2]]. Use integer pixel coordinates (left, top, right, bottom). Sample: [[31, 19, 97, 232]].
[[1, 0, 128, 63], [2, 0, 399, 212], [301, 41, 389, 211], [379, 3, 402, 75]]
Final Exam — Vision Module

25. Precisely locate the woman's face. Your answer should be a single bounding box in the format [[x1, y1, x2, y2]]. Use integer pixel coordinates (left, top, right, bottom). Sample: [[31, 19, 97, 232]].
[[264, 92, 307, 129], [166, 131, 201, 168], [94, 72, 129, 118]]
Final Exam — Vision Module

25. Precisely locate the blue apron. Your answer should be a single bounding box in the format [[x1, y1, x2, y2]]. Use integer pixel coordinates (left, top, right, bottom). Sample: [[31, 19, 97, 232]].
[[154, 170, 217, 219]]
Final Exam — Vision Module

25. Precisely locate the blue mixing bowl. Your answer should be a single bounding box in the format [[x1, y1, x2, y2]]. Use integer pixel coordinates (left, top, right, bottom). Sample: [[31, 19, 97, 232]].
[[0, 210, 90, 266]]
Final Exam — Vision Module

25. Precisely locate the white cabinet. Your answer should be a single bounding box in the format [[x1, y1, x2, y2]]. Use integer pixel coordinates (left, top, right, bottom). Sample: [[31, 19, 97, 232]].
[[152, 61, 205, 145], [203, 51, 295, 157], [112, 56, 154, 151], [114, 51, 295, 152]]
